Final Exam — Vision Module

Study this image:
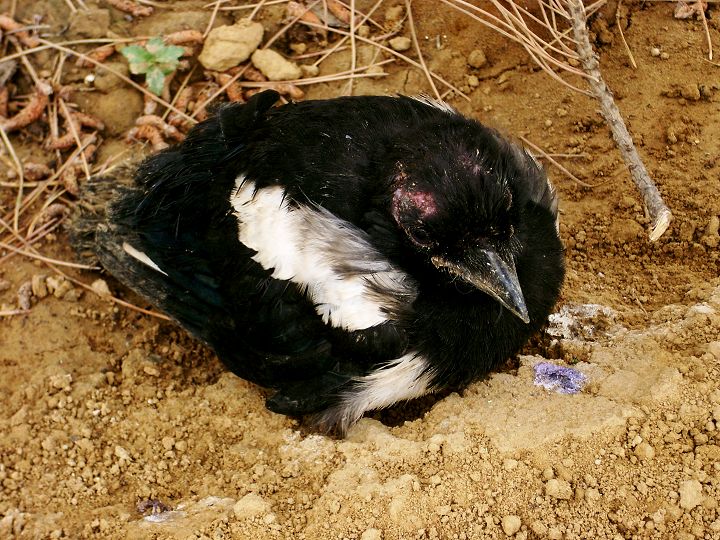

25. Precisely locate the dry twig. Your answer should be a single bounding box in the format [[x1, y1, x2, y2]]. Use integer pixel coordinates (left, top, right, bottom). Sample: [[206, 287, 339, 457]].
[[567, 0, 672, 240]]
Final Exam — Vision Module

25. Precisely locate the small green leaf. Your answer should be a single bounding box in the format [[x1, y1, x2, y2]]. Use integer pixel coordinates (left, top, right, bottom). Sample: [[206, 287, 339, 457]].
[[144, 37, 166, 56], [145, 66, 166, 95], [153, 44, 184, 64], [121, 45, 153, 73]]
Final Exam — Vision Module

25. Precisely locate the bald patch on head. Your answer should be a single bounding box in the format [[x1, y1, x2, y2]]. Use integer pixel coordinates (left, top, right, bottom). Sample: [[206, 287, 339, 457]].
[[392, 187, 438, 221]]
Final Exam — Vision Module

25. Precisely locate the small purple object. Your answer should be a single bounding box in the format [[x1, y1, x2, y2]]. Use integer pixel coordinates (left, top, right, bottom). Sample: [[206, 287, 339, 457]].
[[533, 362, 587, 394]]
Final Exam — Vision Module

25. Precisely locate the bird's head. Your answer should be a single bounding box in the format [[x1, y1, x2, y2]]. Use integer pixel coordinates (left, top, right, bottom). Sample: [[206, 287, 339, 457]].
[[388, 126, 558, 324]]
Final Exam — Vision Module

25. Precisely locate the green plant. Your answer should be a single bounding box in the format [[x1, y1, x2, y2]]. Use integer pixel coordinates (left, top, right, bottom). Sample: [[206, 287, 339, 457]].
[[121, 37, 184, 96]]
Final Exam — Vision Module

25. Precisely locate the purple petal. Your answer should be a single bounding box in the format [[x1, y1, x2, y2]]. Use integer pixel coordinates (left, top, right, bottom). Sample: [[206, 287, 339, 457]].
[[533, 362, 587, 394]]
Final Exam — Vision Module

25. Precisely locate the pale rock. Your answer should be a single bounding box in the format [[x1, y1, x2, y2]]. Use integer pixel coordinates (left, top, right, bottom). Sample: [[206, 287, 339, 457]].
[[199, 19, 264, 71], [679, 480, 703, 510], [114, 445, 132, 461], [233, 493, 270, 519], [361, 528, 382, 540], [502, 515, 522, 535], [91, 278, 111, 299], [468, 48, 487, 68], [388, 37, 411, 52], [634, 442, 656, 460], [252, 49, 301, 81], [545, 479, 572, 499], [31, 275, 48, 299], [300, 64, 320, 78]]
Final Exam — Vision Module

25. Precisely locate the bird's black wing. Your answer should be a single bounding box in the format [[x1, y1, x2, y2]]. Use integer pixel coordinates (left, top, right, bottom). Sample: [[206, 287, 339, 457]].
[[83, 92, 336, 387]]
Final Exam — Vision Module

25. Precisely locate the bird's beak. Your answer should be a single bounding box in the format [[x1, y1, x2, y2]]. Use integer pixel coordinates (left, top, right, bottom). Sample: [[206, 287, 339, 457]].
[[432, 248, 530, 324]]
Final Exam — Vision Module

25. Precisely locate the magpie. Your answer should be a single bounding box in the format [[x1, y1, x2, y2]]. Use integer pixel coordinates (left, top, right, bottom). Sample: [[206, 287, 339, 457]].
[[75, 90, 564, 436]]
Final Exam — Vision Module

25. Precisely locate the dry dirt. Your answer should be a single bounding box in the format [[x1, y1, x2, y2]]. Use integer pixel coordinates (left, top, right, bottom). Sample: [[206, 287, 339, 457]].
[[1, 1, 719, 539]]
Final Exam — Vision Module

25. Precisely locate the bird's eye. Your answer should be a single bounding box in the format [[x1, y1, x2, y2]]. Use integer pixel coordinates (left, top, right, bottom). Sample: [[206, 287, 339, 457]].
[[408, 226, 435, 248]]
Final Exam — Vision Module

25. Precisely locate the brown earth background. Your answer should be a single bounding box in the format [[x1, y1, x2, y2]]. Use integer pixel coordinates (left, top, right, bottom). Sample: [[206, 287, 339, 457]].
[[1, 1, 720, 539]]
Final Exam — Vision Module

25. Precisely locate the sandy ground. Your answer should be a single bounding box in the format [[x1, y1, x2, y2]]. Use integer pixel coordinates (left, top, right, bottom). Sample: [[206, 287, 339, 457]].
[[1, 1, 719, 539]]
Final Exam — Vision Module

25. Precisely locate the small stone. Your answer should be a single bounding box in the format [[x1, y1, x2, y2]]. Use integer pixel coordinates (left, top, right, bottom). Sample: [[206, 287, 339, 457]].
[[49, 373, 72, 391], [91, 279, 111, 299], [252, 49, 302, 81], [161, 437, 175, 451], [233, 493, 270, 519], [650, 47, 661, 57], [300, 64, 320, 78], [660, 52, 670, 59], [705, 216, 719, 237], [545, 479, 573, 499], [556, 108, 567, 117], [544, 119, 553, 128], [289, 42, 307, 55], [388, 36, 411, 52], [634, 442, 656, 460], [467, 75, 479, 87], [199, 19, 264, 71], [468, 48, 487, 68], [678, 479, 703, 510], [31, 275, 48, 299], [679, 84, 701, 101], [114, 445, 132, 461], [357, 25, 370, 38], [385, 5, 404, 22], [143, 364, 160, 376], [361, 528, 382, 540], [548, 527, 563, 540], [503, 459, 518, 471], [502, 515, 522, 536], [366, 65, 386, 77], [531, 521, 547, 536]]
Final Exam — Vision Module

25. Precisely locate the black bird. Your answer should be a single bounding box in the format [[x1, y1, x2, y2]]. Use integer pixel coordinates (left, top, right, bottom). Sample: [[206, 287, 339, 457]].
[[75, 90, 564, 435]]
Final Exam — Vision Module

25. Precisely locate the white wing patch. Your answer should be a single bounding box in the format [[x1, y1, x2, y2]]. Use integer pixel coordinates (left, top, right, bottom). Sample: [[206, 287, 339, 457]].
[[410, 94, 456, 114], [229, 177, 416, 331], [314, 352, 435, 434], [122, 242, 168, 276]]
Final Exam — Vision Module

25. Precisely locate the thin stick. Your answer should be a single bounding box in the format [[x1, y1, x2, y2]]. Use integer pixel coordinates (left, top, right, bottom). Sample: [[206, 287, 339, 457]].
[[698, 1, 713, 61], [616, 1, 637, 68], [204, 0, 223, 37], [190, 64, 249, 120], [405, 0, 441, 100], [248, 0, 268, 19], [61, 0, 78, 12], [568, 0, 672, 240], [264, 0, 321, 50], [520, 136, 597, 188], [0, 127, 24, 231], [59, 99, 92, 181], [204, 0, 288, 10], [0, 309, 30, 317], [0, 240, 99, 269]]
